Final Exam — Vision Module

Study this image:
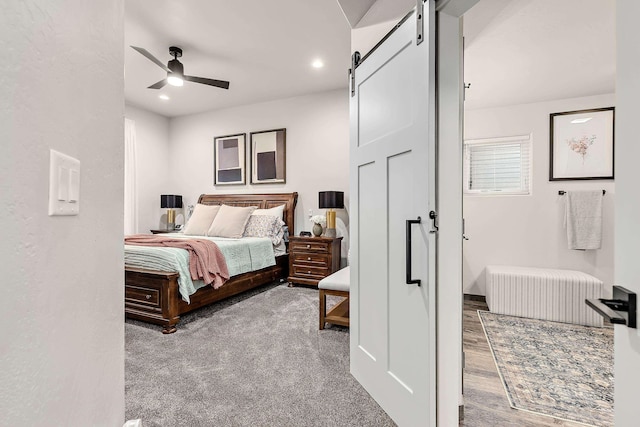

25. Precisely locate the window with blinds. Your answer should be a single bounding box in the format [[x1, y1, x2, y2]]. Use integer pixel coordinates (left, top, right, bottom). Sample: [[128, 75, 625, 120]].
[[464, 135, 531, 195]]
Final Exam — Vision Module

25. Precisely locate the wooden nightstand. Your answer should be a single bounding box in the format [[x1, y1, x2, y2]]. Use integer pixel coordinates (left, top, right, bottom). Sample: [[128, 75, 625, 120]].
[[150, 229, 174, 234], [287, 236, 342, 287]]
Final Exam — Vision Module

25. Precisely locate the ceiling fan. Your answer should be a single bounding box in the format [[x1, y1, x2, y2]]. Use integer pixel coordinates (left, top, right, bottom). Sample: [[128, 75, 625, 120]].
[[130, 45, 230, 90]]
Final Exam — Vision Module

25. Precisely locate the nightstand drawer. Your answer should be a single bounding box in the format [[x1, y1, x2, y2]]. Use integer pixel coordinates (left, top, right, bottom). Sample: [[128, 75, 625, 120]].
[[291, 252, 330, 267], [292, 265, 330, 280], [125, 285, 160, 308], [287, 236, 342, 287], [290, 240, 330, 253]]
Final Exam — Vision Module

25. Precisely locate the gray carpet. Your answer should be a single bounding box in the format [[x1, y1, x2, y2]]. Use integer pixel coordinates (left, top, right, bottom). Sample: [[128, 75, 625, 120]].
[[125, 282, 395, 427], [479, 311, 613, 427]]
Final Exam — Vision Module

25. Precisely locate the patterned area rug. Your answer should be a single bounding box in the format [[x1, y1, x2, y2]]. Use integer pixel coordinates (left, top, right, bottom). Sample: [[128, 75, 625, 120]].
[[478, 311, 614, 427]]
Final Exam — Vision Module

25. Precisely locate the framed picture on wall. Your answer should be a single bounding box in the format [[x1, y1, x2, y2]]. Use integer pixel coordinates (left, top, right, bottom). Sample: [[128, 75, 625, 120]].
[[250, 128, 286, 184], [549, 107, 615, 181], [213, 133, 246, 185]]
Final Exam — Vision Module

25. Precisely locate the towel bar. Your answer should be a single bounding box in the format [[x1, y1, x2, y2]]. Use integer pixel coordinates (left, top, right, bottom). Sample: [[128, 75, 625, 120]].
[[558, 190, 606, 195]]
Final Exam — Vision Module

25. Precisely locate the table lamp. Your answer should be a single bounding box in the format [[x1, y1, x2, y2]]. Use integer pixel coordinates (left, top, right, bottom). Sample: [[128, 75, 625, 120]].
[[319, 191, 344, 238], [161, 195, 183, 231]]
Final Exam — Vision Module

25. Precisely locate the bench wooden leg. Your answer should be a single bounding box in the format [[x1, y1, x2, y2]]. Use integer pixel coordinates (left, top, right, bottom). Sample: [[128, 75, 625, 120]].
[[319, 289, 326, 330], [319, 289, 349, 329], [325, 297, 349, 327]]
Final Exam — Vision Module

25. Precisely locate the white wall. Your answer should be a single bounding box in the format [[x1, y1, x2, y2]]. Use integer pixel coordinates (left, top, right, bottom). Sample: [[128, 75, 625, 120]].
[[0, 1, 124, 426], [168, 89, 349, 235], [464, 94, 615, 296], [125, 104, 171, 232]]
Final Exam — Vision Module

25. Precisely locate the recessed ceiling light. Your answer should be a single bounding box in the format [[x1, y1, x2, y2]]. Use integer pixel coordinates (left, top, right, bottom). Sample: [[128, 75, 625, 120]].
[[312, 59, 324, 69], [571, 117, 592, 124], [159, 94, 170, 100]]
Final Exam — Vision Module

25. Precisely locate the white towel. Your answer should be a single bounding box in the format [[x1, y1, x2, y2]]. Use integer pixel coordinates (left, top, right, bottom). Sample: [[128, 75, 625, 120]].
[[564, 190, 603, 250]]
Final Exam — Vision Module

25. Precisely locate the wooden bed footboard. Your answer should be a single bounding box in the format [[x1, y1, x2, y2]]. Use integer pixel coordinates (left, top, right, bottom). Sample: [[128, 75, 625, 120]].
[[125, 268, 181, 334], [125, 192, 297, 333], [125, 255, 288, 334]]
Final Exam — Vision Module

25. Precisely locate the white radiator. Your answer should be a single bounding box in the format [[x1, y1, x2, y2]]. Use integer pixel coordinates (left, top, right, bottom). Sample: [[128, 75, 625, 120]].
[[486, 265, 603, 327]]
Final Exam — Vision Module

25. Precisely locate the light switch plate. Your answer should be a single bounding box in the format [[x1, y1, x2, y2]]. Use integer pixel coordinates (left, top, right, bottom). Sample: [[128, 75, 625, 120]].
[[48, 149, 80, 216]]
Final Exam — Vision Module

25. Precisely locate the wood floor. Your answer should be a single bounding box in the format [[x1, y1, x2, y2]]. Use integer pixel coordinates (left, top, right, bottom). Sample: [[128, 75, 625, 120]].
[[461, 299, 585, 427]]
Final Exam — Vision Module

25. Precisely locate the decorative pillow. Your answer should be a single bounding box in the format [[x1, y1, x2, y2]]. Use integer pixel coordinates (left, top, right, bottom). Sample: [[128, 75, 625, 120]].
[[252, 204, 285, 220], [182, 204, 220, 236], [243, 215, 285, 245], [207, 204, 256, 238]]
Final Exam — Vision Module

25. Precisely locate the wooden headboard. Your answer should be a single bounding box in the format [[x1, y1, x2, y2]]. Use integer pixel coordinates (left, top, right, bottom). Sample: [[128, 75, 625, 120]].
[[197, 192, 298, 233]]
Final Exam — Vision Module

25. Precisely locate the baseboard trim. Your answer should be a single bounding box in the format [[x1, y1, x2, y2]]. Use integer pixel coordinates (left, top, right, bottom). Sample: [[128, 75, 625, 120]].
[[463, 294, 486, 303]]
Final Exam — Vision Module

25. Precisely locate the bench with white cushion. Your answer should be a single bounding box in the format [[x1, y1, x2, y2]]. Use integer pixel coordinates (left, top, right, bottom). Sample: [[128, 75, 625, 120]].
[[318, 266, 350, 329], [486, 265, 603, 326]]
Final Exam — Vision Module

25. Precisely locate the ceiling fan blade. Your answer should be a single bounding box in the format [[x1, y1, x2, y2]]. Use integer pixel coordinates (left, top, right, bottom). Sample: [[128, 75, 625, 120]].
[[130, 46, 171, 72], [184, 75, 230, 89], [148, 79, 168, 89]]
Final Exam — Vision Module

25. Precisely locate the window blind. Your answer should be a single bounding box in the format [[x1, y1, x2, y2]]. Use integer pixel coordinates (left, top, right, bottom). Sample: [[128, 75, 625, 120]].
[[464, 135, 531, 195]]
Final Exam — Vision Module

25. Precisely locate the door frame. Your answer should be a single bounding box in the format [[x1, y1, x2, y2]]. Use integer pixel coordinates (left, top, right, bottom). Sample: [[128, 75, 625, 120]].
[[614, 2, 640, 425], [435, 0, 478, 425], [436, 2, 640, 426]]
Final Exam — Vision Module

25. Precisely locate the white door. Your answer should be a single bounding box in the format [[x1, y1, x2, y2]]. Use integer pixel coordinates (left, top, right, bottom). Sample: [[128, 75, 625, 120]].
[[349, 2, 436, 426]]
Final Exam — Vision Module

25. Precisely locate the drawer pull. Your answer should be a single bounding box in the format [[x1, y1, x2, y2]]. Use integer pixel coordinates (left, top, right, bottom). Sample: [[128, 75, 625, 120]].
[[308, 270, 311, 274], [145, 294, 152, 300], [306, 244, 310, 248], [307, 257, 311, 261]]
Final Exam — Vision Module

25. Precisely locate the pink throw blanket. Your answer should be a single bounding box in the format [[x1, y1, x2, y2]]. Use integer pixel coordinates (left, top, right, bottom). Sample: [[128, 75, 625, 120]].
[[125, 235, 230, 289]]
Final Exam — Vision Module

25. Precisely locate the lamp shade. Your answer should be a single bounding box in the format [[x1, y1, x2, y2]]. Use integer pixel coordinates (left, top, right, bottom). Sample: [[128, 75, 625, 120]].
[[161, 195, 183, 209], [318, 191, 344, 209]]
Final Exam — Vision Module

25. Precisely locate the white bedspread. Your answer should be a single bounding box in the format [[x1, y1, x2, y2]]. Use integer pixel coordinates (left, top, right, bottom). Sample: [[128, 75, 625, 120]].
[[125, 234, 276, 303]]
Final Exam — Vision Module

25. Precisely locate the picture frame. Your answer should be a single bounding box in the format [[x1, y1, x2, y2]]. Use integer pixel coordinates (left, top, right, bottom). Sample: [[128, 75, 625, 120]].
[[250, 128, 286, 184], [549, 107, 615, 181], [213, 133, 246, 185]]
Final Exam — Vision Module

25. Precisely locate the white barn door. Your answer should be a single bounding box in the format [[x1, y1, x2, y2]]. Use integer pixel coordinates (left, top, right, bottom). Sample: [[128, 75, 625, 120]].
[[349, 2, 436, 426]]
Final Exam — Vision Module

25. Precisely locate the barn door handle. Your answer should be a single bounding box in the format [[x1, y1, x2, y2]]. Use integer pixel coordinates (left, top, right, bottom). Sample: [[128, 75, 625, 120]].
[[406, 217, 422, 286]]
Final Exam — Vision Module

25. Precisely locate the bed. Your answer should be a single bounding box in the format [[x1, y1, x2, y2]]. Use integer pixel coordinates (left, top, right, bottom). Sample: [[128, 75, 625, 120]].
[[125, 192, 298, 333]]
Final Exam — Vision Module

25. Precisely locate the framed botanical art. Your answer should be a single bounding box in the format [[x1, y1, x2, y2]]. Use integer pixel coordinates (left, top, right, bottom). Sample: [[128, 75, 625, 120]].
[[250, 128, 286, 184], [214, 133, 246, 185], [549, 107, 615, 181]]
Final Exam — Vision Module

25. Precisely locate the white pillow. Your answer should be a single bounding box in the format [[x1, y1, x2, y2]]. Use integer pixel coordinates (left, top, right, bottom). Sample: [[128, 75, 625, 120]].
[[252, 204, 285, 220], [182, 204, 220, 236], [207, 205, 257, 238], [243, 215, 285, 245]]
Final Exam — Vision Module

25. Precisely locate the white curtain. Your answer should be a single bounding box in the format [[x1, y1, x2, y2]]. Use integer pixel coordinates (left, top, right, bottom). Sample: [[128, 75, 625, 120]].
[[124, 118, 138, 235]]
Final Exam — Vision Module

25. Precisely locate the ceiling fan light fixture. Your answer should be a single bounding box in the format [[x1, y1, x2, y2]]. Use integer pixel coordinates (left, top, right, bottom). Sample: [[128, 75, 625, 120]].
[[167, 57, 185, 86], [131, 45, 230, 91], [167, 75, 184, 87]]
